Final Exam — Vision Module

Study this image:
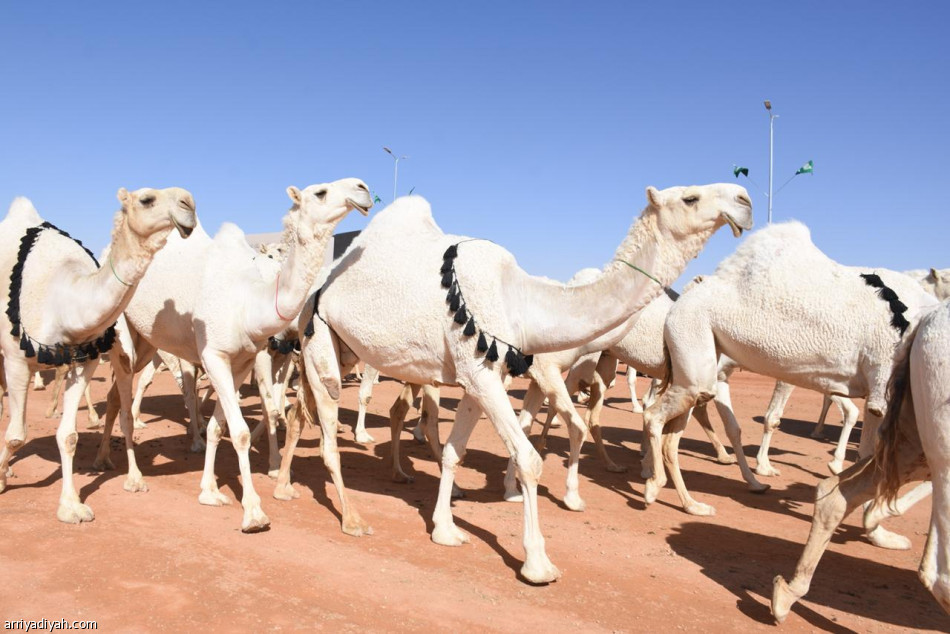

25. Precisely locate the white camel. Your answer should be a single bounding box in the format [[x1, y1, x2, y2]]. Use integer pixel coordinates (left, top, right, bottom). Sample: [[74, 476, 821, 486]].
[[772, 298, 950, 621], [642, 222, 937, 551], [0, 188, 197, 523], [274, 184, 754, 583], [93, 178, 371, 532]]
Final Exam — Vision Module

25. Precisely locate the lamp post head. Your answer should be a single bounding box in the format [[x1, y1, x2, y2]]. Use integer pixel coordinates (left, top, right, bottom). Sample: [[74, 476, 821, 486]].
[[764, 100, 772, 111], [383, 146, 394, 156]]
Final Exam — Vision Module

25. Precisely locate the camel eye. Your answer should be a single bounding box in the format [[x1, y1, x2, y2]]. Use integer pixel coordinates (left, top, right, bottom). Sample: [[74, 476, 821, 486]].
[[140, 195, 156, 206], [683, 196, 699, 205], [314, 189, 327, 200]]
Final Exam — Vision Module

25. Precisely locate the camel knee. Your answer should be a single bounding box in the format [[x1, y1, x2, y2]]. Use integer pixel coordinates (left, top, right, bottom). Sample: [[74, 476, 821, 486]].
[[233, 430, 251, 452], [515, 448, 543, 484], [59, 432, 79, 456]]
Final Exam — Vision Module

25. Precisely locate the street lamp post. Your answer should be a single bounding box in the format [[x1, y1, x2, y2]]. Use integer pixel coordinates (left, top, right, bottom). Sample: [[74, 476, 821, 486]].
[[383, 146, 408, 202], [764, 100, 777, 224]]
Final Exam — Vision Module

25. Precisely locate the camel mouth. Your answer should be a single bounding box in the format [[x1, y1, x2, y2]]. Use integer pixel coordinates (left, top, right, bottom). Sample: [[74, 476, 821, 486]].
[[348, 198, 371, 216], [724, 213, 745, 238], [169, 213, 195, 238]]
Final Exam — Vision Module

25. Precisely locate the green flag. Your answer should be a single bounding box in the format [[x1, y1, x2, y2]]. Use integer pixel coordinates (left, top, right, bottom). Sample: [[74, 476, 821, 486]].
[[408, 186, 416, 195], [796, 160, 814, 175], [733, 165, 749, 178], [373, 194, 382, 204]]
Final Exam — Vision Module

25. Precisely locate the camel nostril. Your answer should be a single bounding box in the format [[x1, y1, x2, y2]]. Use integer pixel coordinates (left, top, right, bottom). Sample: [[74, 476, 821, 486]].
[[357, 183, 368, 192]]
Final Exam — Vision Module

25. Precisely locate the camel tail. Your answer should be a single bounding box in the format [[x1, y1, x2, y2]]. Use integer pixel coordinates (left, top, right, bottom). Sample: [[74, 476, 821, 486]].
[[657, 339, 673, 395], [874, 324, 920, 507], [288, 356, 316, 429]]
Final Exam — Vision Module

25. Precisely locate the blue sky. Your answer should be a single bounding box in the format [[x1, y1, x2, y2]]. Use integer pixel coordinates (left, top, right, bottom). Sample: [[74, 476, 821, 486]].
[[2, 2, 947, 287]]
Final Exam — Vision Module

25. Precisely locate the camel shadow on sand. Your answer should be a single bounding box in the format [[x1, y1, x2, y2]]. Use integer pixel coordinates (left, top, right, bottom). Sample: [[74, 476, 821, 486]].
[[668, 521, 950, 631]]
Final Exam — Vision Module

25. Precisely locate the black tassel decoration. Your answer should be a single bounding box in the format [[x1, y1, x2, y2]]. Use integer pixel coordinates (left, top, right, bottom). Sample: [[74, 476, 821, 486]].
[[504, 347, 533, 377], [37, 346, 51, 365], [20, 332, 34, 358], [878, 286, 898, 302], [441, 270, 454, 288], [449, 290, 461, 312], [486, 339, 499, 362], [889, 298, 908, 315], [440, 259, 453, 274], [463, 317, 477, 336], [860, 273, 884, 288], [443, 244, 458, 260], [892, 313, 910, 335], [477, 332, 488, 353], [454, 305, 468, 325]]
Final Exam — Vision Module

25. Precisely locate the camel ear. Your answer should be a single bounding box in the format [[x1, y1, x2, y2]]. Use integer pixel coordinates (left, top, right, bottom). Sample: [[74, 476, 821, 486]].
[[646, 186, 662, 208], [286, 186, 302, 205], [930, 268, 939, 280], [258, 244, 268, 254], [117, 188, 131, 207]]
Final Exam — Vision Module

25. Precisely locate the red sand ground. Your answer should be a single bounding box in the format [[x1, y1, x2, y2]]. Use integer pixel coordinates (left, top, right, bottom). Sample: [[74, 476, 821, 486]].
[[1, 367, 947, 633]]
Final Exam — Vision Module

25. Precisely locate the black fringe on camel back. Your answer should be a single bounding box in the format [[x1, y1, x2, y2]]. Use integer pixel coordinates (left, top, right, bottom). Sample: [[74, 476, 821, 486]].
[[861, 272, 911, 336], [441, 242, 533, 376], [6, 221, 116, 366]]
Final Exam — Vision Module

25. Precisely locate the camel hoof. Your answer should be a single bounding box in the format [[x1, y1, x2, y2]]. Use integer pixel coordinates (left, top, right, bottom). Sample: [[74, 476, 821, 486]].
[[867, 526, 912, 550], [198, 490, 232, 506], [354, 431, 375, 444], [771, 575, 796, 624], [432, 523, 470, 546], [273, 482, 300, 501], [605, 462, 628, 474], [133, 419, 146, 430], [123, 475, 149, 493], [342, 518, 373, 537], [564, 491, 586, 512], [0, 475, 7, 494], [242, 508, 271, 533], [86, 420, 104, 430], [411, 427, 426, 444], [827, 460, 844, 475], [749, 482, 771, 494], [520, 557, 562, 584], [756, 464, 781, 477], [809, 430, 825, 440], [684, 501, 716, 516], [640, 466, 654, 480], [190, 438, 207, 453], [267, 468, 280, 480], [531, 438, 546, 452], [92, 457, 115, 472], [630, 402, 644, 414], [57, 501, 95, 524], [643, 480, 660, 505], [717, 454, 738, 465]]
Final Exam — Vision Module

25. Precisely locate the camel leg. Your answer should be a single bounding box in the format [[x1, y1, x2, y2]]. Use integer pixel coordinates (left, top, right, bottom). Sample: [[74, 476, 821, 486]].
[[0, 357, 31, 493], [354, 364, 379, 444], [272, 351, 293, 428], [44, 365, 66, 418], [642, 385, 695, 494], [828, 396, 860, 475], [506, 379, 547, 501], [812, 395, 834, 439], [198, 352, 269, 533], [627, 367, 644, 414], [712, 381, 770, 492], [389, 383, 420, 483], [661, 411, 716, 516], [691, 402, 735, 464], [639, 378, 662, 457], [436, 375, 560, 584], [53, 361, 98, 523], [93, 382, 120, 471], [83, 374, 101, 429], [420, 384, 443, 465], [32, 370, 45, 390], [273, 378, 303, 502], [113, 354, 148, 493], [249, 349, 281, 478], [130, 355, 162, 430], [179, 360, 206, 453], [587, 353, 625, 473], [756, 381, 795, 476], [772, 446, 928, 623], [920, 476, 950, 611]]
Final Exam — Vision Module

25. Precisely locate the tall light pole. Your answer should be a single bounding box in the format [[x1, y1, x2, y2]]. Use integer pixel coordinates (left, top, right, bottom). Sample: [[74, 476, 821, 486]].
[[383, 146, 408, 202], [764, 100, 777, 224]]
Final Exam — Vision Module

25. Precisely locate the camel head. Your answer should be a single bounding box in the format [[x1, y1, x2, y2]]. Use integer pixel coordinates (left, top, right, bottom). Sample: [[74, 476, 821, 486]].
[[117, 186, 197, 240], [925, 268, 950, 300], [258, 242, 289, 261], [285, 178, 373, 241], [645, 183, 753, 239]]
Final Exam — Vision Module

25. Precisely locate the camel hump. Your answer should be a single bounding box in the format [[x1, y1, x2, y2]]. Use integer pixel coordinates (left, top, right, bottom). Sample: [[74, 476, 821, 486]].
[[359, 195, 438, 240], [5, 197, 42, 224], [212, 222, 252, 251]]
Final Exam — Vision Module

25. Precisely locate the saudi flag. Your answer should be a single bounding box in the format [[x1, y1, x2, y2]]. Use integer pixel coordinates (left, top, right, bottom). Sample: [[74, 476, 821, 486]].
[[796, 160, 814, 175], [733, 165, 749, 178]]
